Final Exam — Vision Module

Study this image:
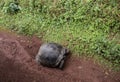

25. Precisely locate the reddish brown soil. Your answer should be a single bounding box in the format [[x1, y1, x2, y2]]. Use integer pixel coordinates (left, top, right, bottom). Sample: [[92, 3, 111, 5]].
[[0, 30, 120, 82]]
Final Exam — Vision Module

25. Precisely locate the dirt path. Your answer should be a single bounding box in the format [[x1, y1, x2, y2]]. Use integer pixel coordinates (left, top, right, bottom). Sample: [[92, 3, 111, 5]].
[[0, 30, 120, 82]]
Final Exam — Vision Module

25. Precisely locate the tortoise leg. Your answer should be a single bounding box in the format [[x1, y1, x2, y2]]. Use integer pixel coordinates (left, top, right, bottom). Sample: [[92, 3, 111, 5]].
[[58, 60, 64, 69]]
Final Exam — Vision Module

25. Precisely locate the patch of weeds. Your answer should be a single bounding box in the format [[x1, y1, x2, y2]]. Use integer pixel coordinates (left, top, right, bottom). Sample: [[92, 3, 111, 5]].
[[93, 38, 120, 66]]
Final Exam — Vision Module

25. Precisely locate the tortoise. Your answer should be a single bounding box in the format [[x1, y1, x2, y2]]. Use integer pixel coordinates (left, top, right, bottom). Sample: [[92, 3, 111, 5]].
[[35, 43, 69, 69]]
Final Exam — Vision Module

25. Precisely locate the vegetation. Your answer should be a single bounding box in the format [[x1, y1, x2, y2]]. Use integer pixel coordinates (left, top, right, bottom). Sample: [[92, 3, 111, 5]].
[[0, 0, 120, 70]]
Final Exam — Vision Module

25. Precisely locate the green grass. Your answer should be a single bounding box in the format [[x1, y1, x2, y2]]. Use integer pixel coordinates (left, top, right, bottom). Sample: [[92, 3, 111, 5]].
[[0, 0, 120, 70]]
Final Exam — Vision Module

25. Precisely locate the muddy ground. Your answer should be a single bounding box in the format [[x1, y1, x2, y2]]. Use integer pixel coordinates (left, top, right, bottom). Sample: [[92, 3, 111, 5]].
[[0, 29, 120, 82]]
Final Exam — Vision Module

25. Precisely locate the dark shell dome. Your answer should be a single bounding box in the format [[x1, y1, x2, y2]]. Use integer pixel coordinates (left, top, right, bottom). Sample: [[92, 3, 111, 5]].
[[35, 43, 69, 69]]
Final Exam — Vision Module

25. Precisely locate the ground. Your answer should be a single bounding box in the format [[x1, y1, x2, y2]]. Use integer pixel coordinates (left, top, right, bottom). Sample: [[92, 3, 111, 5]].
[[0, 29, 120, 82]]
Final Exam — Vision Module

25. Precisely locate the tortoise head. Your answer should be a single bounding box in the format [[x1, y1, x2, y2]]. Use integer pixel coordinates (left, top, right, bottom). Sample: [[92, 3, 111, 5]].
[[61, 48, 70, 56]]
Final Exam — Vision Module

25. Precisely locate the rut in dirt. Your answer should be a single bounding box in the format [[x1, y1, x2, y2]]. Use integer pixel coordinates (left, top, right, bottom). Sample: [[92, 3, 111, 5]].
[[0, 30, 120, 82]]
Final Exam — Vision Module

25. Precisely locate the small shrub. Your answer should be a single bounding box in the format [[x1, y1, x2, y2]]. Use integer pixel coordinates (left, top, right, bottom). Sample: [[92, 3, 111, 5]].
[[7, 2, 21, 14]]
